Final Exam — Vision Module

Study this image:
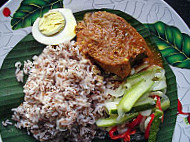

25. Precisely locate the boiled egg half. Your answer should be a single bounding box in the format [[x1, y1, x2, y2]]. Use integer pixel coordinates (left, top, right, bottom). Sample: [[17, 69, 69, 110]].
[[32, 8, 77, 45]]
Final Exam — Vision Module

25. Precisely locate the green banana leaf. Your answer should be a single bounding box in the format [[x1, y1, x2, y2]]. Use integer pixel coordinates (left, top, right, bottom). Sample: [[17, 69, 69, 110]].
[[145, 21, 190, 69], [0, 9, 177, 142], [11, 0, 64, 30]]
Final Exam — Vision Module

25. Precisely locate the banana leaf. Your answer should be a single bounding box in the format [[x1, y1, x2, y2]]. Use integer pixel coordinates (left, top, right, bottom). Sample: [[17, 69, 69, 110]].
[[0, 9, 177, 142]]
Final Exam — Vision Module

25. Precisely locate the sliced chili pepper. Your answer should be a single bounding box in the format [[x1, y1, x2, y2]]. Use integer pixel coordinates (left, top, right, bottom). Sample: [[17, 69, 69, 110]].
[[152, 95, 162, 110], [123, 129, 136, 142], [109, 126, 117, 139], [145, 113, 155, 139], [124, 134, 130, 142], [109, 114, 142, 141], [127, 114, 143, 129], [155, 96, 162, 110], [153, 95, 164, 122], [109, 126, 126, 139], [155, 96, 164, 122], [109, 126, 116, 139]]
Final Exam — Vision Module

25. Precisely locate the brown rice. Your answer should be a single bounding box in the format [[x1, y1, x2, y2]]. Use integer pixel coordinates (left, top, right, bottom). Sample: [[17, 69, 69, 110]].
[[12, 41, 115, 142]]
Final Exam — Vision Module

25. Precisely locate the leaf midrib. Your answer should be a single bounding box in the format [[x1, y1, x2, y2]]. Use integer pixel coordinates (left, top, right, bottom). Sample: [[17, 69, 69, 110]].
[[153, 31, 190, 60], [12, 0, 62, 28]]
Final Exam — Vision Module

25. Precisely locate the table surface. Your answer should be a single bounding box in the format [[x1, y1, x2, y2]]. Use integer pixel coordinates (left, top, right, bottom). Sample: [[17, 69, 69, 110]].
[[1, 0, 190, 29]]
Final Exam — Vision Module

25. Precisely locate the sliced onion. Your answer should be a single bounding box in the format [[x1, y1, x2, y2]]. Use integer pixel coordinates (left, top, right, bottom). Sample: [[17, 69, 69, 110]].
[[117, 111, 125, 122], [150, 91, 164, 97], [106, 85, 125, 97], [135, 63, 149, 73], [124, 83, 131, 89], [117, 124, 128, 134], [140, 109, 152, 116], [162, 88, 167, 94], [130, 68, 135, 75], [154, 69, 165, 80], [152, 79, 167, 91], [139, 116, 147, 132], [144, 116, 151, 130]]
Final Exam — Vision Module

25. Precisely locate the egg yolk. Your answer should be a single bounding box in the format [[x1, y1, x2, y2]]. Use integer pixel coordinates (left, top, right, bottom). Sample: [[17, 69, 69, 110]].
[[39, 11, 65, 36]]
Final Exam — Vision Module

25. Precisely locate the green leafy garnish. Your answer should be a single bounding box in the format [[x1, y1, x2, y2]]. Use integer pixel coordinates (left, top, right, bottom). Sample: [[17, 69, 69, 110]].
[[145, 21, 190, 69], [11, 0, 64, 30]]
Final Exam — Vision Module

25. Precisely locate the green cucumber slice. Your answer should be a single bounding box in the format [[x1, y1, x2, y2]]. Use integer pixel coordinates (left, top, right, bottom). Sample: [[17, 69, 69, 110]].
[[161, 94, 170, 111], [135, 97, 155, 107], [106, 97, 155, 115], [125, 70, 153, 88], [125, 66, 161, 88], [105, 102, 118, 115], [96, 113, 138, 127], [118, 79, 154, 113], [132, 97, 156, 112], [136, 92, 150, 102], [148, 109, 163, 142]]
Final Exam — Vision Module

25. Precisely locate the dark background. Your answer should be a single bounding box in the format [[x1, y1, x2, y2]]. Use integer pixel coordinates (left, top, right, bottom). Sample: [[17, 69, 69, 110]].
[[165, 0, 190, 29], [0, 0, 190, 29]]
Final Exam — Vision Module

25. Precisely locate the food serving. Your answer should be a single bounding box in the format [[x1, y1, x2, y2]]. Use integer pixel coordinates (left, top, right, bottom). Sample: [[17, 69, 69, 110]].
[[2, 8, 171, 142], [76, 11, 157, 78], [32, 8, 77, 45]]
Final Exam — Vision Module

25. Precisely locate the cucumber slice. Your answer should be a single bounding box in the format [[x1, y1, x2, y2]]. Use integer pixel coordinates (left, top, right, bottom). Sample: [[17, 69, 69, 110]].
[[155, 109, 164, 117], [161, 94, 170, 111], [105, 102, 118, 114], [135, 97, 155, 107], [125, 70, 153, 88], [148, 109, 163, 142], [105, 97, 155, 115], [106, 85, 125, 97], [132, 97, 156, 112], [96, 113, 138, 127], [136, 92, 150, 102], [118, 79, 154, 113], [125, 65, 161, 88]]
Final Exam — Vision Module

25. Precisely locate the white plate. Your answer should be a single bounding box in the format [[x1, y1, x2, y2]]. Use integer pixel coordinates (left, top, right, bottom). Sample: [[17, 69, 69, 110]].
[[0, 0, 190, 141]]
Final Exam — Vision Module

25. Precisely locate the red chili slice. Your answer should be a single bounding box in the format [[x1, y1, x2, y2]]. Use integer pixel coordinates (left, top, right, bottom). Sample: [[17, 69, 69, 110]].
[[123, 129, 136, 142], [109, 114, 143, 141], [155, 96, 162, 110], [155, 96, 164, 122], [145, 113, 155, 139], [109, 127, 136, 142], [109, 126, 126, 139], [152, 95, 164, 122], [127, 114, 143, 129]]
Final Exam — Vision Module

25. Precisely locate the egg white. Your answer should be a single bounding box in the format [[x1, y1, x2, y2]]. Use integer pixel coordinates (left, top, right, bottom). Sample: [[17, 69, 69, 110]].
[[32, 8, 77, 45]]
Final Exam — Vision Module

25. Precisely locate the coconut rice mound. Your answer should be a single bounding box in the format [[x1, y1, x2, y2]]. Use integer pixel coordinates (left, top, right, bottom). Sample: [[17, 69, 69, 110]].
[[12, 41, 114, 142]]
